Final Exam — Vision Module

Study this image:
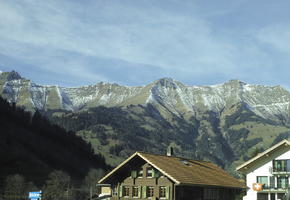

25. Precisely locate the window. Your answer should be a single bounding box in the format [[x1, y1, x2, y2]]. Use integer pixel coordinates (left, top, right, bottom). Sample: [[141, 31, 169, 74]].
[[147, 186, 154, 197], [131, 170, 137, 178], [159, 186, 166, 198], [270, 193, 275, 200], [133, 187, 139, 198], [257, 193, 268, 200], [257, 176, 268, 188], [277, 177, 288, 188], [124, 186, 130, 197], [146, 167, 153, 177], [278, 193, 286, 200], [273, 160, 286, 172], [273, 160, 290, 172], [287, 160, 290, 172], [269, 176, 275, 188], [138, 169, 143, 178]]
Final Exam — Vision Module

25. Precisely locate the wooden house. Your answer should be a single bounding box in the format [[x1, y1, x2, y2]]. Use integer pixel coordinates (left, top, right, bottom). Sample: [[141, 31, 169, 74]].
[[98, 151, 246, 200]]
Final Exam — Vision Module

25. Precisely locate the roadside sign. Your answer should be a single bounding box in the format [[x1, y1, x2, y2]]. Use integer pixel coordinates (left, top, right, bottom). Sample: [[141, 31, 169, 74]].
[[29, 191, 42, 199]]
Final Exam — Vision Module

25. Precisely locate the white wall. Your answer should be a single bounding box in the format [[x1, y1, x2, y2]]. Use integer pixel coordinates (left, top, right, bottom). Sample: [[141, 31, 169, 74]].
[[243, 150, 290, 200], [276, 150, 290, 160]]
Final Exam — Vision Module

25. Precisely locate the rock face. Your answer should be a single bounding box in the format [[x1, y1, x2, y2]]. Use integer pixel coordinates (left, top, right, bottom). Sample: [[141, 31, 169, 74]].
[[1, 71, 290, 124]]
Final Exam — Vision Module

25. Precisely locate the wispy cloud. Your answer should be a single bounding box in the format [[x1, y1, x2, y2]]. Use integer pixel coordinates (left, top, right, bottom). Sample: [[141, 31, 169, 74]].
[[256, 23, 290, 54], [0, 0, 290, 88]]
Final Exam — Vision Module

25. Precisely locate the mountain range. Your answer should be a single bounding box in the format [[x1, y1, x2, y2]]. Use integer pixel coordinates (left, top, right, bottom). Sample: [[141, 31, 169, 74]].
[[1, 70, 290, 174], [1, 71, 290, 123]]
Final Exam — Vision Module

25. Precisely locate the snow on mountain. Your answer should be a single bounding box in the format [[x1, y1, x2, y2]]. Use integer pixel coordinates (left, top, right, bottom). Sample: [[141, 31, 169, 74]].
[[1, 71, 290, 123], [139, 78, 290, 121]]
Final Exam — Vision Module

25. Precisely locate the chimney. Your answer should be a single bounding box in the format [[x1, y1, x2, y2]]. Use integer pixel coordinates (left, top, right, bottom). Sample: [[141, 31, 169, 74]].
[[167, 146, 174, 157]]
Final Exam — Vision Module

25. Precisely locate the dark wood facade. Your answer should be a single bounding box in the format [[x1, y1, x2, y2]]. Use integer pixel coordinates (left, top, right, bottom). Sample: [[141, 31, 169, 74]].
[[99, 156, 242, 200], [175, 185, 240, 200], [109, 162, 174, 200]]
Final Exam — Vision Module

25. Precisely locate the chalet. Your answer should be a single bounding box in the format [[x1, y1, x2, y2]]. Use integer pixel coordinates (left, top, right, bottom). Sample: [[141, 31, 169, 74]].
[[98, 150, 246, 200], [237, 139, 290, 200]]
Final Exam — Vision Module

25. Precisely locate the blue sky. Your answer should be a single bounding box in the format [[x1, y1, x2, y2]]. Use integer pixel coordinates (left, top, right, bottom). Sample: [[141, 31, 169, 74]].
[[1, 0, 290, 88]]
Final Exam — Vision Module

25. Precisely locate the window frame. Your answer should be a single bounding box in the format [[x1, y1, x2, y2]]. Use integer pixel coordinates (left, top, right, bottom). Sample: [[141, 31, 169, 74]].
[[277, 176, 289, 189], [146, 186, 154, 197], [159, 186, 166, 198], [146, 167, 154, 178], [257, 193, 268, 200], [277, 193, 286, 200], [257, 176, 268, 188], [123, 186, 130, 197], [132, 186, 139, 198], [273, 160, 289, 172], [138, 169, 143, 178]]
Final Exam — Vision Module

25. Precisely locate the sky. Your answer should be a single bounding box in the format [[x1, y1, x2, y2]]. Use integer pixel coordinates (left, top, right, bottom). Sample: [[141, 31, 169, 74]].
[[1, 0, 290, 88]]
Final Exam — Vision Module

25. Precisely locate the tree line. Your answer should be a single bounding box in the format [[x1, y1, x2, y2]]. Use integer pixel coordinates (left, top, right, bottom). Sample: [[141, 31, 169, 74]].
[[0, 169, 105, 200]]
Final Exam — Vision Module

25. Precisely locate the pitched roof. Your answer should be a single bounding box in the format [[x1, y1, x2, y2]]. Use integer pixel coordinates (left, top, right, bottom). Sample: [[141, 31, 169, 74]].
[[236, 139, 290, 172], [99, 152, 246, 189]]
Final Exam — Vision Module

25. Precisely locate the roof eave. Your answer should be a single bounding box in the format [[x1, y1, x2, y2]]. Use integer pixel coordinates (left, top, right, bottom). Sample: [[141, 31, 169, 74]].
[[98, 152, 180, 184], [236, 139, 290, 172], [137, 152, 180, 184], [98, 152, 139, 184], [176, 183, 247, 189]]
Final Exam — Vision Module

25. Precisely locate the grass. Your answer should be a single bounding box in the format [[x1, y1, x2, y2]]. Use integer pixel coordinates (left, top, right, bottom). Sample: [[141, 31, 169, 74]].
[[230, 122, 288, 147], [77, 130, 124, 167]]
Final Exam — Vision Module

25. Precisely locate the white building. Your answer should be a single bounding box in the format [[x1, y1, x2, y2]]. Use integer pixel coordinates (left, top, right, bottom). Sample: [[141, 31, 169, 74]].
[[237, 139, 290, 200]]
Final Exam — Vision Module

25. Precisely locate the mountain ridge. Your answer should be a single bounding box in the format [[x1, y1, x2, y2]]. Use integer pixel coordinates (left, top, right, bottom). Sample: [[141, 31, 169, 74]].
[[1, 71, 290, 124]]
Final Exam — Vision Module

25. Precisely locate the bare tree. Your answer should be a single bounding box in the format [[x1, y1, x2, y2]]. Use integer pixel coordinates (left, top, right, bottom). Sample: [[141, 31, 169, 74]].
[[4, 174, 26, 200], [43, 170, 71, 200], [83, 168, 105, 199]]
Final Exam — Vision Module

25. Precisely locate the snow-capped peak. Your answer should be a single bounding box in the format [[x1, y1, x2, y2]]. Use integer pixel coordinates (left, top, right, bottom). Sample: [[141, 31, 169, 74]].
[[1, 70, 290, 123]]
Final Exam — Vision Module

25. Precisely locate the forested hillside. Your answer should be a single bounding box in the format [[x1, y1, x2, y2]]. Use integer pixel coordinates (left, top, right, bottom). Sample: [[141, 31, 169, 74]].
[[0, 97, 109, 199], [47, 102, 290, 174]]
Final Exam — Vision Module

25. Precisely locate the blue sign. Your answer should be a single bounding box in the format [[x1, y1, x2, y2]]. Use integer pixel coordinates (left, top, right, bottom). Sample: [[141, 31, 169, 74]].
[[29, 191, 42, 199]]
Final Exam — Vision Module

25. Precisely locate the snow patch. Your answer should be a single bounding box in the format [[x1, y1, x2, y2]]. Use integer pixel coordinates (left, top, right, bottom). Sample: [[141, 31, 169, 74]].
[[99, 93, 112, 104], [29, 83, 47, 110], [55, 86, 63, 106], [243, 84, 253, 92], [210, 83, 224, 88], [146, 93, 155, 103], [2, 76, 290, 122]]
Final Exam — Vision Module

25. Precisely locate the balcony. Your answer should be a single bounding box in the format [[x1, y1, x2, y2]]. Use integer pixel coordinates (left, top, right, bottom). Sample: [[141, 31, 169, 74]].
[[258, 185, 288, 193], [272, 160, 290, 175], [272, 171, 290, 175]]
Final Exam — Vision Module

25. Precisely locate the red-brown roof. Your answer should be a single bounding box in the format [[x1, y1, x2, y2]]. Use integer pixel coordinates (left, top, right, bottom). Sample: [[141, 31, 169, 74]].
[[99, 152, 246, 189]]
